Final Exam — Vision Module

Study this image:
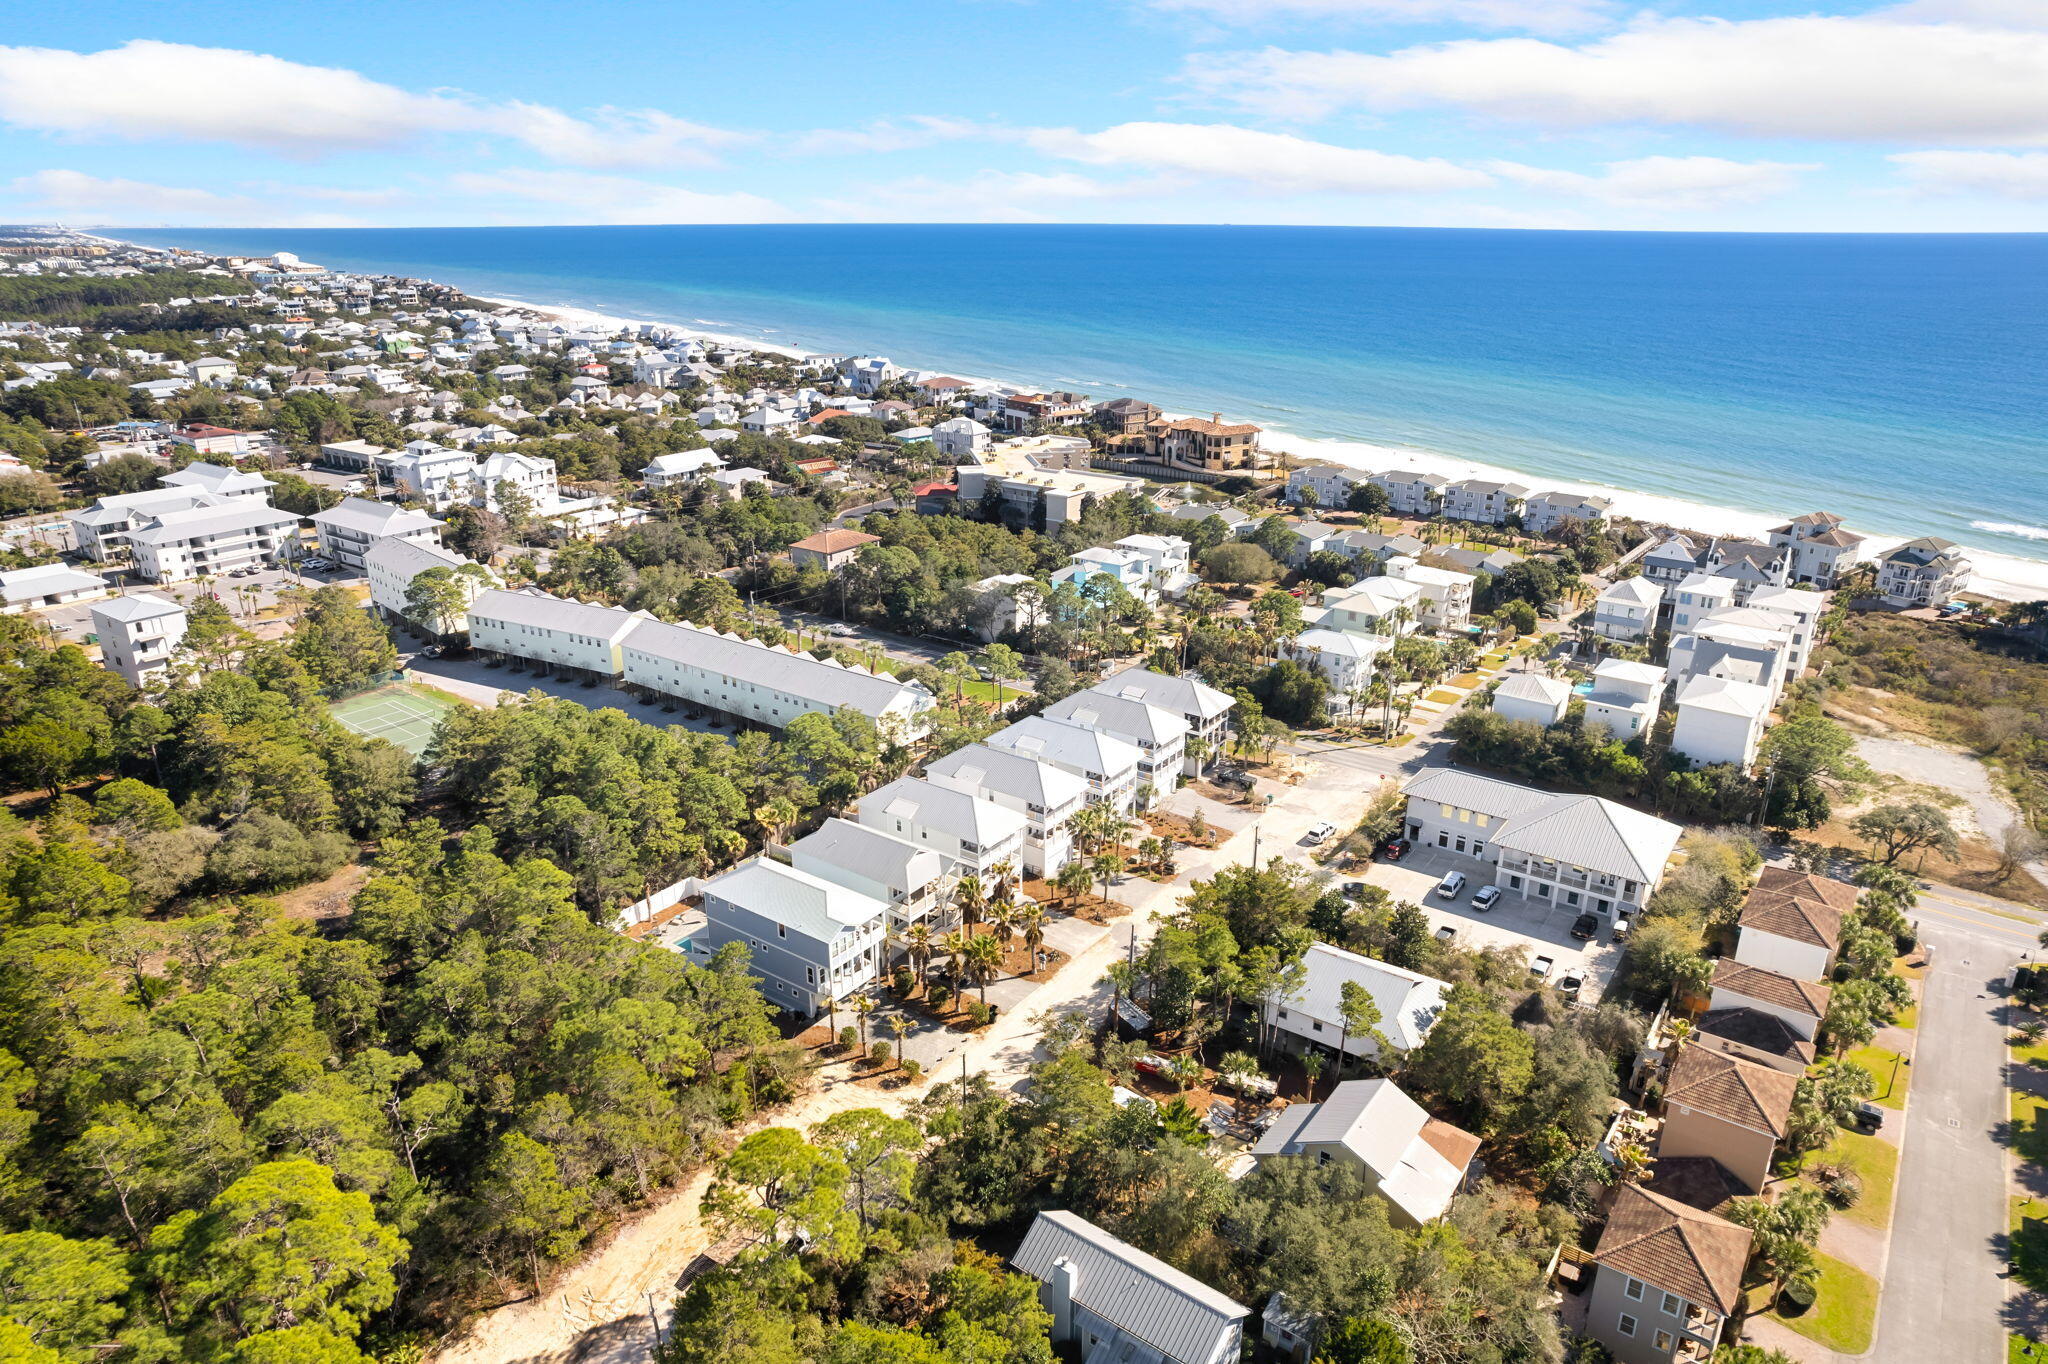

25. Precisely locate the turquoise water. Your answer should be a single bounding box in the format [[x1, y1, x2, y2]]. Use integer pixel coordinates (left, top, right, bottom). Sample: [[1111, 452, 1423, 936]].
[[118, 224, 2048, 564]]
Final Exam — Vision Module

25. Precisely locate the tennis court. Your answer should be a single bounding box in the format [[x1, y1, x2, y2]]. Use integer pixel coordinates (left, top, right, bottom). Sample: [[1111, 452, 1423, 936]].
[[327, 683, 462, 757]]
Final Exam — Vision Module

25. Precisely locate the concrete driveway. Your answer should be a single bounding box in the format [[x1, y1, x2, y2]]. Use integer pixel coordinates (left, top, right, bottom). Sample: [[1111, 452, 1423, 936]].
[[1361, 843, 1628, 995]]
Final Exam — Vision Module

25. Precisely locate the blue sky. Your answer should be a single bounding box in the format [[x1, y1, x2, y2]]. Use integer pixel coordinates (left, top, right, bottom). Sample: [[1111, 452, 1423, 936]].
[[1, 0, 2044, 231]]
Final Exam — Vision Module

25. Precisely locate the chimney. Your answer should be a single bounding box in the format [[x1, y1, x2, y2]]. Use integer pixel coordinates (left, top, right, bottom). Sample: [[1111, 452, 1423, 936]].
[[1042, 1256, 1079, 1342]]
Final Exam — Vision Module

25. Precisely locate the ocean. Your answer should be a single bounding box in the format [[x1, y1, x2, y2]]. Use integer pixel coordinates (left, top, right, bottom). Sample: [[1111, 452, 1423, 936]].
[[116, 224, 2048, 581]]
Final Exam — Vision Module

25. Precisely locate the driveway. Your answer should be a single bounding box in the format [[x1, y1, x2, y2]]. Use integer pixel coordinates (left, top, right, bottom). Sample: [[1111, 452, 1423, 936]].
[[1362, 843, 1627, 996]]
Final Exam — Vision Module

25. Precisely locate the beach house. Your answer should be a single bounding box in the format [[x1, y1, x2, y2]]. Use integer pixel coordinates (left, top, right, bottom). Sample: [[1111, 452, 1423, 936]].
[[1439, 479, 1529, 525], [924, 741, 1086, 877], [1767, 511, 1865, 588], [1087, 666, 1235, 774], [788, 818, 951, 937], [1251, 1078, 1479, 1227], [1012, 1211, 1250, 1364], [1383, 556, 1474, 632], [1263, 942, 1451, 1064], [1369, 470, 1448, 516], [1671, 674, 1771, 769], [1040, 687, 1190, 804], [856, 777, 1029, 882], [1582, 659, 1666, 741], [1877, 536, 1971, 607], [698, 857, 888, 1017], [1583, 1184, 1752, 1364], [987, 714, 1143, 812], [89, 593, 187, 688], [1521, 491, 1612, 536], [1280, 627, 1391, 698], [1491, 672, 1573, 727]]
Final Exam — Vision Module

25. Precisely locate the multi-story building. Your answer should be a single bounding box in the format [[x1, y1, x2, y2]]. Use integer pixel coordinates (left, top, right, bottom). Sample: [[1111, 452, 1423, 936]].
[[1734, 867, 1855, 981], [1656, 1042, 1798, 1194], [364, 538, 496, 636], [1877, 536, 1971, 607], [1281, 627, 1391, 698], [924, 742, 1086, 877], [1592, 577, 1663, 643], [1582, 659, 1666, 741], [1313, 577, 1424, 636], [388, 442, 475, 508], [987, 715, 1143, 812], [1767, 511, 1864, 588], [1383, 556, 1474, 632], [89, 593, 187, 688], [162, 461, 275, 501], [1263, 942, 1450, 1064], [1251, 1078, 1478, 1227], [1490, 672, 1572, 727], [1401, 768, 1682, 923], [1086, 666, 1234, 775], [1012, 1211, 1250, 1364], [1583, 1184, 1752, 1364], [466, 587, 649, 679], [856, 776, 1029, 881], [1521, 491, 1612, 536], [126, 501, 301, 582], [1041, 687, 1190, 803], [1113, 534, 1195, 599], [1286, 463, 1359, 509], [1439, 479, 1529, 525], [1671, 674, 1771, 770], [698, 857, 887, 1016], [476, 450, 559, 514], [1369, 470, 1448, 516], [931, 416, 992, 460], [1706, 958, 1828, 1044], [641, 450, 726, 489], [309, 497, 444, 571], [789, 818, 951, 938], [787, 529, 880, 573], [1, 563, 109, 614], [1139, 414, 1265, 472], [1667, 573, 1738, 635], [997, 391, 1091, 433]]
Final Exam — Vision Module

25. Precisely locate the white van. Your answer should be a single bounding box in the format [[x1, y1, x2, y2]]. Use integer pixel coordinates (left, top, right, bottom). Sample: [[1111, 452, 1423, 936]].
[[1434, 870, 1467, 899]]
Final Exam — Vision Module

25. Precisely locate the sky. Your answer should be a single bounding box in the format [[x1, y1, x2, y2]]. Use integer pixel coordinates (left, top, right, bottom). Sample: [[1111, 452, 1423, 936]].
[[0, 0, 2045, 232]]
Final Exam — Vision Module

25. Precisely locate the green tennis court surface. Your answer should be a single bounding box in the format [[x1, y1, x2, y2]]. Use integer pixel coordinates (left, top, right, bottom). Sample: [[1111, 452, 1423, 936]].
[[327, 684, 460, 757]]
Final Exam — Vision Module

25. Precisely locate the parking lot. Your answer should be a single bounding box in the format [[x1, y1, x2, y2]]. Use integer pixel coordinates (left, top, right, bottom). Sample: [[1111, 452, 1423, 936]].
[[1361, 843, 1629, 998], [33, 552, 358, 649]]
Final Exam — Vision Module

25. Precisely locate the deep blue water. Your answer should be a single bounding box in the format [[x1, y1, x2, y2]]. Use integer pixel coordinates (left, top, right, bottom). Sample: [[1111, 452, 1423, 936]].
[[118, 224, 2048, 563]]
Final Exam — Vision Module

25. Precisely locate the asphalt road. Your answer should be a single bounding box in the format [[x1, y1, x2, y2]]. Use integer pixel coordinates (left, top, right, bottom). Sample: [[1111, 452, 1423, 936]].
[[1872, 884, 2033, 1364]]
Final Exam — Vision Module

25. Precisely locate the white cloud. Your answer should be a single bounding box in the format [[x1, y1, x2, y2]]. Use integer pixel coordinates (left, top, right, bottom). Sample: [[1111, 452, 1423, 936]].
[[444, 169, 789, 224], [1889, 149, 2048, 198], [1882, 0, 2048, 27], [1030, 121, 1492, 192], [787, 117, 988, 156], [1146, 0, 1618, 36], [1185, 12, 2048, 141], [6, 169, 367, 227], [1488, 154, 1815, 208], [0, 41, 742, 167]]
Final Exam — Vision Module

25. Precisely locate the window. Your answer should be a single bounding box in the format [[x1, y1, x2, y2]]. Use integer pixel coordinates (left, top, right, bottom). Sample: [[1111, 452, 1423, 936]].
[[1654, 1330, 1673, 1351], [1436, 831, 1449, 848], [1624, 1278, 1644, 1301], [1617, 1315, 1637, 1338], [1310, 1020, 1323, 1032], [776, 924, 786, 938], [1661, 1293, 1681, 1316], [1277, 1009, 1289, 1019]]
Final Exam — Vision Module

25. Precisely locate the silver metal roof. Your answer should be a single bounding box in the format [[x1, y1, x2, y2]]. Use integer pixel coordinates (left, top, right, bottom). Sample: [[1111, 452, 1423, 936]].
[[623, 617, 929, 719], [469, 587, 646, 641], [1011, 1211, 1248, 1364], [1089, 665, 1234, 722], [1042, 689, 1189, 748], [925, 742, 1088, 809]]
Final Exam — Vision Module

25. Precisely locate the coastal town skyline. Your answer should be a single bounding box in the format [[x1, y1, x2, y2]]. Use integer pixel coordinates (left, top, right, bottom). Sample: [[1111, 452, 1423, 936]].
[[3, 0, 2048, 234]]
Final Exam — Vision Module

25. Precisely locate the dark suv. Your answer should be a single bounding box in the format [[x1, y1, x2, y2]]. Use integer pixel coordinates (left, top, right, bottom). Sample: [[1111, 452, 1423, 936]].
[[1570, 912, 1599, 941]]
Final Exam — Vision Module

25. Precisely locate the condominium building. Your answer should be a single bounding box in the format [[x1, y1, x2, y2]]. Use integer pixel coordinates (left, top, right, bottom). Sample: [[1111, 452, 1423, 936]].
[[466, 588, 649, 678], [856, 776, 1028, 881], [1086, 666, 1234, 774], [924, 742, 1086, 877], [364, 538, 496, 636], [89, 593, 187, 688], [126, 501, 301, 582], [988, 714, 1143, 813], [309, 497, 445, 570]]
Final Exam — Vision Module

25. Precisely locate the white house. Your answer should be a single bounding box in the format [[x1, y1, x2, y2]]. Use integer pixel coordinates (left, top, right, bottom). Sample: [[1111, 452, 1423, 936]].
[[706, 467, 772, 499], [987, 714, 1143, 812], [1668, 573, 1738, 635], [1582, 659, 1665, 742], [924, 742, 1085, 877], [932, 416, 991, 460], [365, 538, 496, 635], [1287, 463, 1360, 509], [1668, 616, 1791, 706], [89, 593, 187, 688], [1041, 688, 1190, 804], [187, 356, 238, 388], [1281, 628, 1392, 698], [1314, 577, 1424, 636], [641, 450, 726, 489], [0, 563, 109, 614], [126, 501, 301, 582], [789, 818, 951, 937], [1592, 577, 1664, 643], [1264, 942, 1450, 1063], [1012, 1211, 1249, 1364], [857, 776, 1028, 882], [1522, 491, 1611, 537], [1439, 479, 1528, 525], [698, 857, 887, 1016], [476, 450, 559, 514], [1490, 672, 1572, 727], [310, 497, 444, 571], [1113, 534, 1195, 599], [622, 617, 935, 740], [1741, 587, 1823, 677], [1734, 868, 1855, 982], [1087, 667, 1234, 775], [388, 443, 475, 508], [1401, 768, 1682, 921], [1369, 470, 1448, 516], [741, 406, 799, 437], [162, 462, 274, 501], [466, 587, 647, 678], [1383, 557, 1474, 633], [1877, 536, 1970, 607], [1767, 511, 1864, 589], [1673, 675, 1771, 769], [1250, 1079, 1478, 1228]]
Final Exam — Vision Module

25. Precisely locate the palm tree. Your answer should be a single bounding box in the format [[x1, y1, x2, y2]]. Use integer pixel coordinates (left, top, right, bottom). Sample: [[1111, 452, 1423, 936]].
[[1301, 1049, 1326, 1103], [939, 930, 970, 993], [987, 859, 1018, 915], [1055, 859, 1092, 907], [1105, 960, 1138, 1019], [887, 1014, 912, 1069], [852, 993, 875, 1054], [1091, 851, 1124, 904], [952, 873, 985, 928], [1018, 905, 1045, 968], [904, 922, 934, 991], [989, 900, 1018, 957], [962, 932, 1003, 1003], [1218, 1050, 1260, 1097]]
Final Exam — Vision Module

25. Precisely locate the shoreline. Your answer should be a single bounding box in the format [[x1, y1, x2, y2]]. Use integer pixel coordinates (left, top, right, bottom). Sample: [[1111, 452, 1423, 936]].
[[469, 290, 2048, 604]]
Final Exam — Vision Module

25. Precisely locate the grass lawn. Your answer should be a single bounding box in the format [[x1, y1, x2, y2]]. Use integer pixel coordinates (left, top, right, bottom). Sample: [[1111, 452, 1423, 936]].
[[2013, 1091, 2048, 1166], [1803, 1131, 1898, 1230], [870, 657, 1006, 706], [2012, 1334, 2043, 1364], [1425, 688, 1463, 704], [1846, 1045, 1910, 1108], [1450, 671, 1484, 688], [2014, 1194, 2048, 1297], [1764, 1250, 1879, 1354], [2012, 1025, 2048, 1069]]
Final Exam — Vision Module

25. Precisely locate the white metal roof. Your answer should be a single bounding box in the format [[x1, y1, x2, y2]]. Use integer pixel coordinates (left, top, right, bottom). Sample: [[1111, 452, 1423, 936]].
[[1011, 1211, 1248, 1364], [1042, 689, 1189, 749], [1283, 942, 1450, 1052], [624, 617, 929, 720], [789, 818, 943, 895], [468, 587, 645, 641], [88, 591, 182, 624], [1089, 665, 1234, 722], [858, 776, 1026, 847], [702, 857, 887, 943], [0, 563, 107, 603], [312, 496, 444, 537], [926, 742, 1088, 810]]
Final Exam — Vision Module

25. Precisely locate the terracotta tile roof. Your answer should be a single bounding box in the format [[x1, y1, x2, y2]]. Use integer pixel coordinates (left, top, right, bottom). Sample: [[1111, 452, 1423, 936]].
[[1642, 1156, 1749, 1218], [1738, 888, 1845, 951], [1694, 1008, 1817, 1073], [1665, 1042, 1798, 1138], [1419, 1117, 1482, 1174], [1711, 958, 1831, 1019], [790, 529, 880, 554], [1755, 867, 1861, 913], [1594, 1183, 1753, 1314]]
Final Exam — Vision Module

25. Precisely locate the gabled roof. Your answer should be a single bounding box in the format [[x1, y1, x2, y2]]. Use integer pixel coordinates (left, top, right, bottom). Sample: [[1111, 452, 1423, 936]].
[[1711, 958, 1830, 1019], [1043, 686, 1189, 750], [702, 857, 887, 943], [311, 496, 444, 537], [1282, 942, 1450, 1051], [789, 818, 943, 893], [989, 714, 1141, 778], [1251, 1078, 1474, 1225], [925, 742, 1089, 811], [1665, 1041, 1798, 1138], [1593, 1183, 1753, 1314], [859, 777, 1027, 847], [1090, 665, 1234, 722], [1599, 576, 1664, 607], [468, 587, 645, 642], [1754, 867, 1861, 914], [1401, 768, 1684, 883], [1494, 672, 1573, 707], [1012, 1211, 1248, 1364], [625, 617, 929, 719]]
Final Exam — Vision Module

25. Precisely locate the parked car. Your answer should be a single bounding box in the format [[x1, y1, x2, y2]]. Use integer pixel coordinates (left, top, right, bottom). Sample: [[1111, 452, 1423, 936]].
[[1380, 837, 1410, 861], [1529, 954, 1554, 982], [826, 623, 859, 637], [1557, 972, 1584, 1000], [1217, 769, 1256, 791], [1343, 880, 1371, 900], [1612, 914, 1633, 941], [1304, 821, 1337, 846], [1435, 924, 1457, 944], [1471, 885, 1503, 912], [1434, 870, 1467, 899], [1570, 912, 1599, 940], [1850, 1100, 1885, 1133]]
